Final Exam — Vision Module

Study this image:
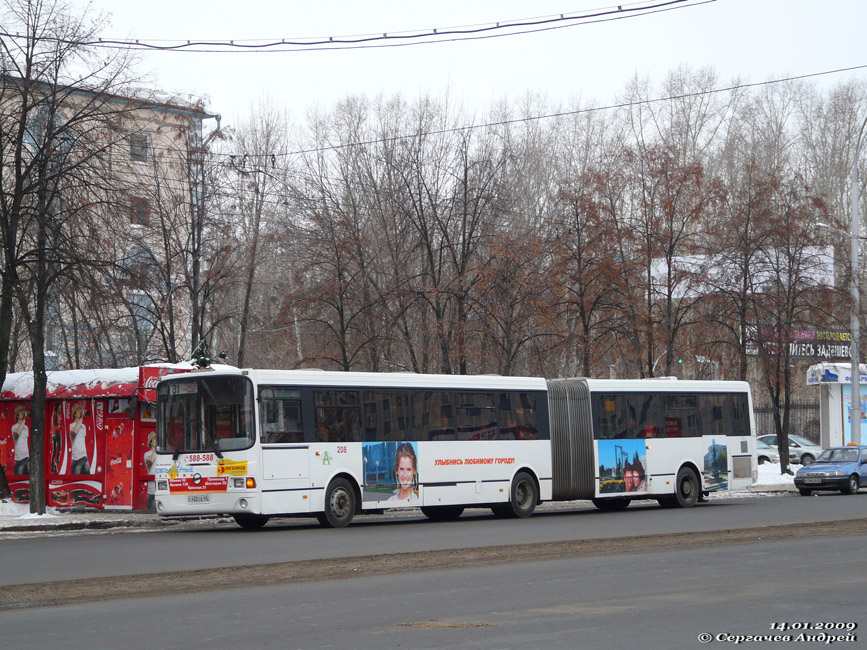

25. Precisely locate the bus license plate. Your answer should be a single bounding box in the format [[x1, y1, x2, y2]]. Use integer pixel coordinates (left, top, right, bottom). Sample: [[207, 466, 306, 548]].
[[804, 478, 822, 484], [188, 494, 210, 504]]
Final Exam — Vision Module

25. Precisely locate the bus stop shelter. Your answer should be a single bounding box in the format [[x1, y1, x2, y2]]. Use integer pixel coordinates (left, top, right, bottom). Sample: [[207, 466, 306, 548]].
[[806, 362, 867, 448]]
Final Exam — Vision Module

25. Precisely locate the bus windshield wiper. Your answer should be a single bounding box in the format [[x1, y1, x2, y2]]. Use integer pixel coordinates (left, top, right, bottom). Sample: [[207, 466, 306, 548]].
[[209, 437, 224, 459]]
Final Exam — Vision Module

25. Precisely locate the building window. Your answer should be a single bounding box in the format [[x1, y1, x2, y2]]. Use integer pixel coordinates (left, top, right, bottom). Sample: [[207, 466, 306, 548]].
[[129, 134, 149, 163], [130, 197, 150, 226]]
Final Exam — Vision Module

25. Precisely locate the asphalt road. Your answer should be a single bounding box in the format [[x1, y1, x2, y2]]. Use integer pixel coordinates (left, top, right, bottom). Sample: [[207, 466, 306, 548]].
[[2, 491, 866, 586], [2, 533, 864, 650]]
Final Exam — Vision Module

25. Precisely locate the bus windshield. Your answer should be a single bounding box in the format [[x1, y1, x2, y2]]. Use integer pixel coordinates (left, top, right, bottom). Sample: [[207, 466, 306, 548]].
[[157, 375, 255, 455]]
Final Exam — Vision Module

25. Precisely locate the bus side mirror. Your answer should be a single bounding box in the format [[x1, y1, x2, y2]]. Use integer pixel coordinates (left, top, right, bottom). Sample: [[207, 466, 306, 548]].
[[129, 396, 137, 421]]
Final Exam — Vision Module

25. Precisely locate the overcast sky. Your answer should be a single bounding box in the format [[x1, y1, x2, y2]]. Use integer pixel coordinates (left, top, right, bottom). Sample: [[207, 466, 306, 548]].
[[76, 0, 866, 129]]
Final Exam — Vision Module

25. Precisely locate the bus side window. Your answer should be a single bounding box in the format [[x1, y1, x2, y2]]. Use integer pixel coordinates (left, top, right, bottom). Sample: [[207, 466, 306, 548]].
[[412, 391, 456, 441], [314, 390, 361, 443], [499, 392, 540, 440], [663, 394, 702, 438], [593, 394, 628, 439], [456, 392, 497, 440], [260, 388, 304, 443], [628, 393, 663, 438], [363, 390, 410, 442], [730, 394, 750, 436]]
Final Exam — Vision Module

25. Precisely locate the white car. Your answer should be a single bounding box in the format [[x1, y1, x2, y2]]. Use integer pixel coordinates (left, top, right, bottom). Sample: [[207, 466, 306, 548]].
[[757, 434, 822, 465], [755, 438, 780, 465]]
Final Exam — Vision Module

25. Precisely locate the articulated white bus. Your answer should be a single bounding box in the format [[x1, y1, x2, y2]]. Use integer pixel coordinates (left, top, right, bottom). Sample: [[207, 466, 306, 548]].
[[152, 368, 756, 528]]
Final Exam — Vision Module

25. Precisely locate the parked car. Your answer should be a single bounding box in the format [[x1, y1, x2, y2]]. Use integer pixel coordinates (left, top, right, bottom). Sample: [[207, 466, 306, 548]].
[[755, 439, 780, 465], [794, 446, 867, 496], [756, 434, 822, 465]]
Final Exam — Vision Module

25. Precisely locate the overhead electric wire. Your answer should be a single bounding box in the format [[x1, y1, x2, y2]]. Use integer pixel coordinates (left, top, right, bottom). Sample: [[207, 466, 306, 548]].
[[214, 64, 867, 161], [37, 62, 866, 167], [0, 0, 709, 53]]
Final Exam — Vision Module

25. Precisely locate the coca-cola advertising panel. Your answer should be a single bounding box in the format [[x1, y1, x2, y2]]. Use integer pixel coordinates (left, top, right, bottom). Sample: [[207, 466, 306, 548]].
[[104, 400, 134, 509], [46, 399, 103, 508], [1, 401, 32, 502]]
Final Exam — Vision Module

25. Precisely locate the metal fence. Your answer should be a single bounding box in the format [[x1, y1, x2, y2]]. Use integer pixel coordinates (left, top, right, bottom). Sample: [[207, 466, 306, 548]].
[[753, 401, 820, 444]]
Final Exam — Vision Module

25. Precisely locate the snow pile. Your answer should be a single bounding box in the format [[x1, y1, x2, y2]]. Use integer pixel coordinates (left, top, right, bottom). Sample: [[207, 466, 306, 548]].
[[0, 500, 59, 519], [755, 462, 796, 487]]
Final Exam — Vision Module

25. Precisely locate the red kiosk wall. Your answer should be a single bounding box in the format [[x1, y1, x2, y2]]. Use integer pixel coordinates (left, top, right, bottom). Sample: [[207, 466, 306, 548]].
[[135, 417, 156, 511], [46, 399, 105, 509], [103, 398, 134, 509]]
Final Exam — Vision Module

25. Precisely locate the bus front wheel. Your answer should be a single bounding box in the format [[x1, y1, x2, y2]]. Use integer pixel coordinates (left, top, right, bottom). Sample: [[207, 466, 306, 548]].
[[674, 467, 700, 508], [317, 477, 356, 528]]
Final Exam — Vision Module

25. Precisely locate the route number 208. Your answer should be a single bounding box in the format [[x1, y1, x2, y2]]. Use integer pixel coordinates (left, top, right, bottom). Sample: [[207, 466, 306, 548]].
[[336, 445, 347, 454]]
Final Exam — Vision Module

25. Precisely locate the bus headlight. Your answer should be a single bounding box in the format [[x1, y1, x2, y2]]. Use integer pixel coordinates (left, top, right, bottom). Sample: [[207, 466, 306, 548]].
[[233, 478, 245, 488], [157, 480, 168, 491]]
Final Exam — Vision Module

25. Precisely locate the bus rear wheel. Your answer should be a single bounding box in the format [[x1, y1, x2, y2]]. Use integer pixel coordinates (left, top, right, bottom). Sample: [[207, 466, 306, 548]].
[[674, 467, 700, 508], [317, 477, 356, 528], [233, 513, 270, 529], [592, 497, 630, 511], [421, 505, 464, 521]]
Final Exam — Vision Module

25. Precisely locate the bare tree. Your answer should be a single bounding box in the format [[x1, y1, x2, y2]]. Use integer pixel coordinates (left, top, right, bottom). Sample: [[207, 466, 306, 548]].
[[0, 0, 137, 512], [750, 175, 832, 471]]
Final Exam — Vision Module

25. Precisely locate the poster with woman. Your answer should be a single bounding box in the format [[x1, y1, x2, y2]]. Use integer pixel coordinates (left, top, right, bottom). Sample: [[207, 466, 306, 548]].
[[362, 441, 419, 505], [46, 399, 103, 508], [0, 403, 29, 476], [49, 402, 64, 474], [0, 410, 10, 476], [598, 439, 648, 494]]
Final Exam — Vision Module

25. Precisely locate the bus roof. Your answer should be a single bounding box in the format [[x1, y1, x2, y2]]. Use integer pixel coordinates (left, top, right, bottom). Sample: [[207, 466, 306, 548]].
[[159, 369, 750, 394], [164, 367, 549, 391], [571, 377, 751, 393]]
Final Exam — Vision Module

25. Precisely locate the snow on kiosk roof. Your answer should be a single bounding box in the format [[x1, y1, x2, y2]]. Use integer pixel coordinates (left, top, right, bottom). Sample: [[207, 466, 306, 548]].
[[0, 363, 196, 401]]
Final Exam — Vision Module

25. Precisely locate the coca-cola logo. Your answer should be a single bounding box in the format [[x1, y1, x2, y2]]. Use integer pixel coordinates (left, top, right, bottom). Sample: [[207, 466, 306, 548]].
[[95, 401, 104, 431], [110, 455, 122, 466]]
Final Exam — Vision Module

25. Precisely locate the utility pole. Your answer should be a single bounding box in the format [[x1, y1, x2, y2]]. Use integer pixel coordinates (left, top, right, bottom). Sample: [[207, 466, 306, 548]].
[[851, 120, 865, 445], [189, 113, 222, 356]]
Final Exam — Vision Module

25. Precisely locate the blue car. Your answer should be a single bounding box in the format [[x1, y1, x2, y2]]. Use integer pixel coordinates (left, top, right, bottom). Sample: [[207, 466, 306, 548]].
[[794, 446, 867, 496]]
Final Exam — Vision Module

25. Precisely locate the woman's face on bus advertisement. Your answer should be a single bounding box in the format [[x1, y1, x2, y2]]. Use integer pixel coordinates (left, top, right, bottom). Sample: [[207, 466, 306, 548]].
[[396, 455, 415, 489]]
